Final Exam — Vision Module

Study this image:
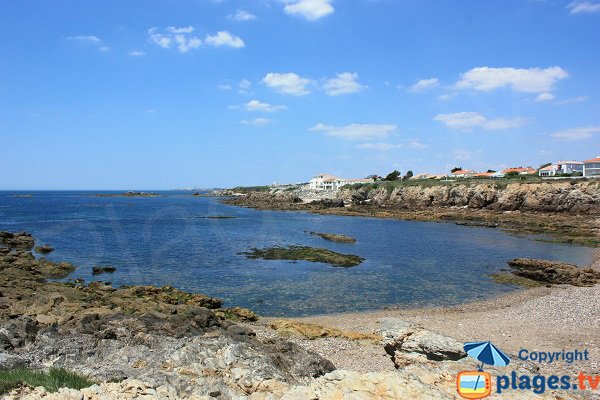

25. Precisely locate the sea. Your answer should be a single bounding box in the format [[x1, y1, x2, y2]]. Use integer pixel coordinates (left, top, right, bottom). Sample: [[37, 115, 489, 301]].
[[0, 191, 594, 317]]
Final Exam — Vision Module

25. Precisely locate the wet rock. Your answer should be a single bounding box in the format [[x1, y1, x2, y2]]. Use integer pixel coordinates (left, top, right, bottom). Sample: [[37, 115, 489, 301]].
[[309, 231, 357, 243], [0, 231, 35, 250], [34, 245, 55, 254], [92, 266, 116, 275], [508, 258, 600, 286], [379, 318, 466, 368]]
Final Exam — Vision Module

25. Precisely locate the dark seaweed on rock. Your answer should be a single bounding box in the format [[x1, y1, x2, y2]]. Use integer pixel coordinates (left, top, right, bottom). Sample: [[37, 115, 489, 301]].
[[241, 245, 364, 267]]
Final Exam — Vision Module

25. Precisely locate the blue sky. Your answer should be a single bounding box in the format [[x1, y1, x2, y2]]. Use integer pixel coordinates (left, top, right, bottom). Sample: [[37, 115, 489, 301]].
[[1, 0, 599, 189]]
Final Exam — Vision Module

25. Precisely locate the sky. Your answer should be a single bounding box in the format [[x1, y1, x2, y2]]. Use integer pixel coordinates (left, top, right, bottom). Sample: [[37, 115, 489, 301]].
[[1, 0, 599, 190]]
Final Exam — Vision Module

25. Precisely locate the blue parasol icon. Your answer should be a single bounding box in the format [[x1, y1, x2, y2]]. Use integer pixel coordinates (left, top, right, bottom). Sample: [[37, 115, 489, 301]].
[[463, 341, 510, 392]]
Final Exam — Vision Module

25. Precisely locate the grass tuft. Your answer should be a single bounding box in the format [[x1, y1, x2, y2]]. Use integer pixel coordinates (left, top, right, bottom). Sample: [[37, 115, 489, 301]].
[[0, 368, 94, 394]]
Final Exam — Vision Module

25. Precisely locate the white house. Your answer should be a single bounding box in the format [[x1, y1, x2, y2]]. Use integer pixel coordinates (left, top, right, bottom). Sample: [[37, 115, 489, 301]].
[[539, 161, 583, 177], [450, 169, 478, 178], [556, 161, 583, 174], [583, 156, 600, 177], [309, 174, 374, 191], [539, 165, 558, 177]]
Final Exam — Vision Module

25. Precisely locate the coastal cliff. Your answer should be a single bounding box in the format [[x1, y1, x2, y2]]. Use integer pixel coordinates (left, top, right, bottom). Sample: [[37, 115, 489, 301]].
[[222, 180, 600, 246]]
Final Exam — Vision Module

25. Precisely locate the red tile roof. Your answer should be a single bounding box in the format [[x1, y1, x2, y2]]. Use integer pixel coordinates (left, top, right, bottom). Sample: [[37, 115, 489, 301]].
[[584, 157, 600, 163]]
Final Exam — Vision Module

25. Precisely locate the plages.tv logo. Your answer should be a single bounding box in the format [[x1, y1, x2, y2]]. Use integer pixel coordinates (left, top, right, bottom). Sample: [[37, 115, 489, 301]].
[[456, 341, 510, 399]]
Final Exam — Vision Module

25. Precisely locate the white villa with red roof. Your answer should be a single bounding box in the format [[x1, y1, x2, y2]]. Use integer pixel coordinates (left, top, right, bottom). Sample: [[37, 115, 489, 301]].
[[583, 156, 600, 177], [309, 174, 374, 191]]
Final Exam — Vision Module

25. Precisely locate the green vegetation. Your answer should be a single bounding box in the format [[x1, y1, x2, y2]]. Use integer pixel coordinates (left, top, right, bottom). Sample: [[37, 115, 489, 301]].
[[241, 245, 364, 267], [0, 368, 94, 395], [490, 273, 543, 288], [231, 185, 271, 193], [309, 231, 357, 243], [384, 170, 401, 181]]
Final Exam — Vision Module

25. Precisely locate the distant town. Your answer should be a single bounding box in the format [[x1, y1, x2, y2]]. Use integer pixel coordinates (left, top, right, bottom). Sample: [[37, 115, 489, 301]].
[[305, 155, 600, 191]]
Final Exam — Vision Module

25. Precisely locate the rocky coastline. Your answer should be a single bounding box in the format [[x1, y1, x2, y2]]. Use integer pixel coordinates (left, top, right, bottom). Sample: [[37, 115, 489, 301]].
[[3, 231, 588, 398], [222, 180, 600, 246]]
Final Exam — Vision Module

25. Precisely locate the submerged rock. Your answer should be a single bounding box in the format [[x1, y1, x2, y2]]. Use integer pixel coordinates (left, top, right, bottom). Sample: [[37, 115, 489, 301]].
[[309, 231, 357, 243], [34, 245, 55, 254], [92, 266, 116, 275], [241, 245, 364, 267], [508, 258, 600, 286]]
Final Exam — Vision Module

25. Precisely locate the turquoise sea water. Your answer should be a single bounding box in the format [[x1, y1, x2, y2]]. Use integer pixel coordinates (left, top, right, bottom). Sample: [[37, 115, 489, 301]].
[[0, 191, 594, 316]]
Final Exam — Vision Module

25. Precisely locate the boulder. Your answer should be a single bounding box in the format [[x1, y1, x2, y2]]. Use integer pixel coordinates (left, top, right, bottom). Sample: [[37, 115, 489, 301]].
[[379, 318, 466, 368]]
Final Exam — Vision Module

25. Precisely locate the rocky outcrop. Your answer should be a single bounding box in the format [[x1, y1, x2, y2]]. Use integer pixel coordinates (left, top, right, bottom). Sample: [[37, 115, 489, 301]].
[[379, 318, 466, 368], [508, 258, 600, 286], [342, 181, 600, 214], [0, 232, 35, 251], [0, 232, 335, 399]]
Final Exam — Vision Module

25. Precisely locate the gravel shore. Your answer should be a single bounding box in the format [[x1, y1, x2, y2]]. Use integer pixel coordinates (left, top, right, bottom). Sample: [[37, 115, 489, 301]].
[[252, 247, 600, 376]]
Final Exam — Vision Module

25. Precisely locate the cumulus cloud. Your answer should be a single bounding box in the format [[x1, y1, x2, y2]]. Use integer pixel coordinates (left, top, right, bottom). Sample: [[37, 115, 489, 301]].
[[535, 92, 555, 102], [310, 123, 397, 140], [66, 35, 101, 43], [322, 72, 367, 96], [282, 0, 334, 21], [241, 118, 271, 126], [263, 72, 312, 95], [218, 84, 233, 90], [243, 100, 287, 112], [434, 112, 527, 131], [408, 78, 439, 92], [454, 66, 568, 93], [550, 126, 600, 140], [205, 31, 245, 48], [128, 50, 146, 57], [148, 27, 244, 52], [228, 10, 257, 21], [567, 1, 600, 13]]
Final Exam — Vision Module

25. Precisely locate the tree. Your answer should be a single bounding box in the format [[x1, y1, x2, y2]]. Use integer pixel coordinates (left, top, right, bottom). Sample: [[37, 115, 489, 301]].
[[403, 170, 414, 180], [486, 169, 496, 173], [505, 171, 519, 178], [451, 167, 462, 173], [384, 170, 401, 181]]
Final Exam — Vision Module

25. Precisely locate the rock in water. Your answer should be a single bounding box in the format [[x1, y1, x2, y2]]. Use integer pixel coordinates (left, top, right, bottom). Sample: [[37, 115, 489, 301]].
[[508, 258, 600, 286], [34, 245, 54, 254], [92, 266, 117, 275]]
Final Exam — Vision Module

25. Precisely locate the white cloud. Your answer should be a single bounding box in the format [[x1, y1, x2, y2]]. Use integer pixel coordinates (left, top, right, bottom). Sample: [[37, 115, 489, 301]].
[[453, 149, 476, 161], [205, 31, 245, 48], [356, 140, 426, 151], [128, 50, 146, 57], [229, 10, 257, 21], [149, 27, 244, 52], [167, 26, 195, 34], [454, 66, 568, 93], [282, 0, 334, 21], [550, 126, 600, 140], [310, 123, 397, 140], [241, 118, 271, 126], [66, 35, 101, 43], [243, 100, 287, 112], [434, 112, 527, 131], [535, 92, 555, 102], [218, 84, 233, 90], [437, 93, 457, 101], [556, 96, 588, 105], [238, 79, 252, 94], [408, 78, 439, 92], [567, 1, 600, 14], [322, 72, 367, 96], [263, 72, 312, 95]]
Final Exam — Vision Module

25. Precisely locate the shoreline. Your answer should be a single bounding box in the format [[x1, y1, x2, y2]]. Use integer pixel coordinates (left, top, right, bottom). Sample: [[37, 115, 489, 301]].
[[251, 248, 600, 376]]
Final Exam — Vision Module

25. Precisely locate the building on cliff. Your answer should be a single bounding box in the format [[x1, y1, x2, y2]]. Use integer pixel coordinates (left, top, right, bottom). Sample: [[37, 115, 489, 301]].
[[583, 157, 600, 177], [309, 174, 374, 191], [539, 161, 584, 177]]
